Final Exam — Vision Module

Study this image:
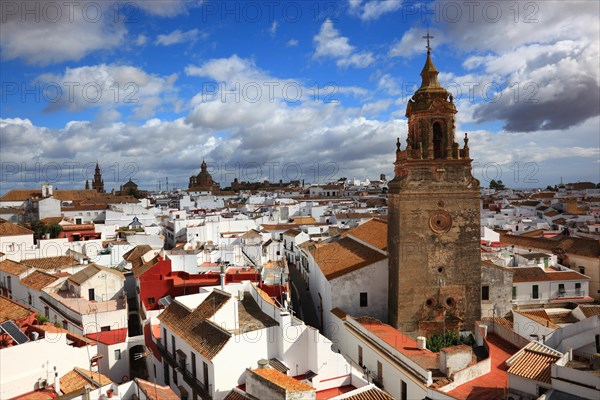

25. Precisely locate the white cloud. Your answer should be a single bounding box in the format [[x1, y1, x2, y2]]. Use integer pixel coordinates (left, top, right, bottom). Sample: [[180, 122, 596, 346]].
[[389, 28, 445, 58], [269, 21, 278, 36], [135, 34, 148, 46], [155, 29, 203, 46], [0, 1, 126, 65], [349, 0, 403, 21], [37, 64, 178, 118], [313, 19, 374, 68], [286, 38, 299, 47], [133, 0, 201, 17]]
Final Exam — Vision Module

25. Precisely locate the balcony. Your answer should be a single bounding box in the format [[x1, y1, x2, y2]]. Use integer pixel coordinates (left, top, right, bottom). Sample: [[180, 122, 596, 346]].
[[156, 340, 212, 399]]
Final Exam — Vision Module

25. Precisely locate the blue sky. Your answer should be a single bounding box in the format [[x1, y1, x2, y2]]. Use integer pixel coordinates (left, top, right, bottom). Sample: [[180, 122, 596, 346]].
[[1, 0, 599, 192]]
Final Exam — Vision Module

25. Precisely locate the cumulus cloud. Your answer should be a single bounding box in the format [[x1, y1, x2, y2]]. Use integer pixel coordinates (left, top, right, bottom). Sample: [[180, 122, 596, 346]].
[[389, 27, 445, 58], [132, 0, 201, 17], [0, 1, 126, 65], [313, 19, 374, 68], [348, 0, 403, 21], [286, 39, 299, 47], [155, 29, 203, 46], [37, 64, 179, 118]]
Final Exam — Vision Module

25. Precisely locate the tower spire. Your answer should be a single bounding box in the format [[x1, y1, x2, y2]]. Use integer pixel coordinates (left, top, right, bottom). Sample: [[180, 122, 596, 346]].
[[423, 28, 434, 54]]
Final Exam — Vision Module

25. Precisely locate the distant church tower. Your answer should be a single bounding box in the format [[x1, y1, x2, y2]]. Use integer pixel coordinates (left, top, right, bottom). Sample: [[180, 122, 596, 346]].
[[387, 35, 481, 337], [92, 161, 105, 193]]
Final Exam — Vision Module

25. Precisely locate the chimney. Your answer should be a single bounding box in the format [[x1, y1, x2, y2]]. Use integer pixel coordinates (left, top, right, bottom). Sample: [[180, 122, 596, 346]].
[[416, 336, 427, 350], [53, 366, 60, 395], [220, 273, 225, 290], [257, 359, 270, 369]]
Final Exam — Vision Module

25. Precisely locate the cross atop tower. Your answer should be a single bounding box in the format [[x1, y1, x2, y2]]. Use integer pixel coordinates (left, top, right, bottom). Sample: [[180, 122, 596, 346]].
[[423, 30, 434, 53]]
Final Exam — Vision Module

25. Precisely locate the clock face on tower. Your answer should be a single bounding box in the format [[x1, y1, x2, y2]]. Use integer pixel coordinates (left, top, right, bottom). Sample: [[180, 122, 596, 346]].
[[429, 210, 452, 233]]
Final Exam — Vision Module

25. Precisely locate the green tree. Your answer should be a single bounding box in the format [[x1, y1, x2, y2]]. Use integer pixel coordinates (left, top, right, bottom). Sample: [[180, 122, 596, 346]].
[[48, 223, 63, 239], [29, 221, 47, 240], [489, 179, 506, 190]]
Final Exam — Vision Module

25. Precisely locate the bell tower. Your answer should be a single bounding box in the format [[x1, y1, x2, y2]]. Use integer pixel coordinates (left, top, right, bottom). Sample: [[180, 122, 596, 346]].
[[387, 35, 481, 337]]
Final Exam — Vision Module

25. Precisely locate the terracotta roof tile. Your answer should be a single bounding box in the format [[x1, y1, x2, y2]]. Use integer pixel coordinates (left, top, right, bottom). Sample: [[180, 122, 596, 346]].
[[343, 218, 387, 251], [223, 389, 251, 400], [0, 190, 42, 202], [21, 270, 60, 291], [68, 263, 124, 285], [342, 387, 396, 400], [310, 237, 387, 280], [123, 244, 153, 268], [579, 305, 600, 318], [0, 295, 35, 323], [135, 378, 180, 400], [20, 255, 79, 270], [250, 368, 314, 392], [507, 349, 560, 384], [157, 290, 232, 360], [514, 310, 560, 330], [0, 218, 33, 236], [499, 233, 600, 258], [0, 259, 27, 276], [60, 368, 112, 395], [512, 267, 589, 283]]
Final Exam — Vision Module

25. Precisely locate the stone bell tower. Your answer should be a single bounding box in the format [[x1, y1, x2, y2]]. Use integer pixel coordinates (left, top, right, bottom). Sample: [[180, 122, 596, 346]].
[[387, 35, 481, 337]]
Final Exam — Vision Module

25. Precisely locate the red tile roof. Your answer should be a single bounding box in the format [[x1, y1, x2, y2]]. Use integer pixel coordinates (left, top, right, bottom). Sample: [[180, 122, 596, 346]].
[[0, 218, 33, 236], [20, 270, 60, 291], [157, 290, 232, 360], [343, 218, 388, 251], [135, 378, 180, 400], [507, 349, 560, 384], [20, 255, 79, 270], [250, 368, 314, 392], [512, 267, 589, 283], [0, 295, 35, 323], [310, 237, 387, 280], [0, 259, 27, 276]]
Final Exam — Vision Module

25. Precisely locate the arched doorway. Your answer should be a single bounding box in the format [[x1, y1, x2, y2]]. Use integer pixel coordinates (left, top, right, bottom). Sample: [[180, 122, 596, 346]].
[[433, 122, 443, 158], [129, 344, 148, 381]]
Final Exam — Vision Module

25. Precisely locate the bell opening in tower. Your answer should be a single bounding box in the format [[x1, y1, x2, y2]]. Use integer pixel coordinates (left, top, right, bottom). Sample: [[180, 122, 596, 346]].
[[433, 122, 443, 159]]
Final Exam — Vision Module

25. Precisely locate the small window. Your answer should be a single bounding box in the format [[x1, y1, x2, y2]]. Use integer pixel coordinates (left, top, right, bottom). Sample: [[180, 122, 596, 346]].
[[148, 297, 155, 305], [114, 349, 121, 360], [28, 294, 32, 305], [512, 286, 517, 300], [62, 320, 68, 329], [575, 283, 581, 289], [401, 380, 407, 400], [532, 285, 539, 299], [360, 292, 368, 307], [482, 285, 490, 301], [358, 345, 363, 366], [100, 326, 111, 332], [579, 266, 585, 275], [44, 307, 49, 318]]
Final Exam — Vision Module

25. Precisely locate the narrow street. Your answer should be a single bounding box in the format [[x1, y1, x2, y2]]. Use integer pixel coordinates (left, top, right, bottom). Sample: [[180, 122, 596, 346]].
[[287, 263, 320, 331]]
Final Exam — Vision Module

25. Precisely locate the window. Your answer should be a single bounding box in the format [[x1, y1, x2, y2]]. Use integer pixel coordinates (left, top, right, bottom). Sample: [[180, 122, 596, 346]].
[[532, 285, 539, 299], [512, 286, 517, 300], [163, 328, 167, 348], [579, 266, 585, 275], [358, 345, 363, 366], [164, 362, 170, 385], [401, 380, 407, 400], [575, 282, 582, 296], [28, 294, 32, 305], [114, 349, 121, 360], [360, 292, 368, 307], [44, 307, 49, 318], [172, 335, 176, 355], [148, 297, 155, 305], [376, 361, 383, 387], [62, 320, 68, 329], [101, 326, 111, 332], [173, 366, 178, 384], [482, 285, 490, 301], [6, 276, 11, 292], [191, 353, 197, 378], [558, 283, 565, 296]]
